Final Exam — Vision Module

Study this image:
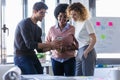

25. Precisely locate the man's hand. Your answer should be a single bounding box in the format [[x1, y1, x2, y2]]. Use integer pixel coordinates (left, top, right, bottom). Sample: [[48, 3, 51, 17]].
[[50, 40, 63, 50]]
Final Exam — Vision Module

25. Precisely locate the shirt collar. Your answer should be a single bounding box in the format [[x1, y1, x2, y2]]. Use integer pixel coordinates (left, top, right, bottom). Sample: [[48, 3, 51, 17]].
[[55, 23, 70, 32]]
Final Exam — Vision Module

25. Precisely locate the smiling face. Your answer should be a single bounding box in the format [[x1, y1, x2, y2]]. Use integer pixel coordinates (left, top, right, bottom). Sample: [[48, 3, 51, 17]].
[[70, 10, 80, 22], [34, 9, 47, 22], [57, 12, 68, 27]]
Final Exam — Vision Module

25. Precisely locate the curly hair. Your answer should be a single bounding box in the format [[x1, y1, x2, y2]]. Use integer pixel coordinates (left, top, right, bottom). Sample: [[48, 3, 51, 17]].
[[54, 4, 69, 20], [67, 2, 89, 21]]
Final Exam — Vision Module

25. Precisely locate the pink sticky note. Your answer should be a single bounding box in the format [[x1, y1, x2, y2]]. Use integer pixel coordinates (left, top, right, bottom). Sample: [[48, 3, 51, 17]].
[[96, 22, 101, 27], [108, 21, 113, 27]]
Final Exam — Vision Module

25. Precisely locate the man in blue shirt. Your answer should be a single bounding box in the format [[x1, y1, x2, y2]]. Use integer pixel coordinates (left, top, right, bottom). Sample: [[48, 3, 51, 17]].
[[14, 2, 60, 74]]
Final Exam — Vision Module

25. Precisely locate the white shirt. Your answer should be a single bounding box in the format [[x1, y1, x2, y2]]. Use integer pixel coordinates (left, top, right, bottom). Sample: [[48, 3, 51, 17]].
[[73, 20, 95, 48]]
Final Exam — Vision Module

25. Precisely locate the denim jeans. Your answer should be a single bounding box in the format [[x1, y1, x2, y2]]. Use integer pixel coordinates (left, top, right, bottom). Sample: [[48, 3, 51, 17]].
[[51, 57, 76, 76], [14, 55, 43, 74]]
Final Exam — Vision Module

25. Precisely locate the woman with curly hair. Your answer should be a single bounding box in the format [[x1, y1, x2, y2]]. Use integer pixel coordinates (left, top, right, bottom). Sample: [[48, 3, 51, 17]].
[[67, 2, 97, 76]]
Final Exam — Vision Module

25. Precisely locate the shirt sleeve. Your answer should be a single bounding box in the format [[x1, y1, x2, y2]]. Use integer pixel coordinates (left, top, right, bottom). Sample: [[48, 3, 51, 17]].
[[20, 21, 38, 49], [46, 27, 53, 42], [36, 27, 43, 52], [85, 20, 95, 34]]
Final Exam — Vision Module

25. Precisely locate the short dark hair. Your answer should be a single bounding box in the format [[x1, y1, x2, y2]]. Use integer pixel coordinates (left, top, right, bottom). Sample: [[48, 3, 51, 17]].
[[54, 4, 69, 19], [33, 2, 48, 11]]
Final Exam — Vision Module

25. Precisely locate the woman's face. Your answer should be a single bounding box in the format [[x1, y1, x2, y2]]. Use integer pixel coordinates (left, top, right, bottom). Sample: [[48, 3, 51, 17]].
[[70, 10, 80, 21], [57, 12, 68, 26]]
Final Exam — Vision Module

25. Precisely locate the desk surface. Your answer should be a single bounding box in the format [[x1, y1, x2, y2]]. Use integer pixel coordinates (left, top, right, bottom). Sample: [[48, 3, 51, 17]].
[[22, 74, 108, 80]]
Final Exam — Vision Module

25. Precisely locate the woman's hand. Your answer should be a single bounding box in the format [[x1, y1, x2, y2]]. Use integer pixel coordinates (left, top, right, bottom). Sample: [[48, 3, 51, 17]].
[[50, 39, 63, 50], [83, 51, 89, 59]]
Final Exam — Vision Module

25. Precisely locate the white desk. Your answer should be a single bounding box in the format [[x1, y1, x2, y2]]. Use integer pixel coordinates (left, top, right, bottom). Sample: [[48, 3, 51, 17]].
[[22, 74, 108, 80]]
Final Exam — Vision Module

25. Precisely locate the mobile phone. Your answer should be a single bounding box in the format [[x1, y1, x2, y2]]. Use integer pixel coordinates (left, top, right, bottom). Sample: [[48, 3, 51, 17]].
[[56, 37, 63, 40]]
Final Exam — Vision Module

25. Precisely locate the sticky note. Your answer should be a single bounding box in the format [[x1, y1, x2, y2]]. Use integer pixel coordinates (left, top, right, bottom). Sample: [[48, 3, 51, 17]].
[[100, 34, 106, 40], [96, 21, 101, 27], [108, 21, 113, 27]]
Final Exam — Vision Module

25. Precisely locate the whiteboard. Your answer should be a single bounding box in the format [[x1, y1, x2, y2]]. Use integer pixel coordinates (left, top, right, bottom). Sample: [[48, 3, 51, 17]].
[[91, 17, 120, 53]]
